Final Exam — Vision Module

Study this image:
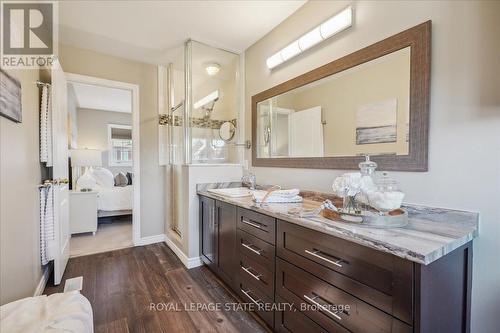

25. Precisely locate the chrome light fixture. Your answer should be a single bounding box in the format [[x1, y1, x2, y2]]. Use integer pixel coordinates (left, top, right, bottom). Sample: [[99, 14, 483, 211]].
[[266, 6, 353, 69]]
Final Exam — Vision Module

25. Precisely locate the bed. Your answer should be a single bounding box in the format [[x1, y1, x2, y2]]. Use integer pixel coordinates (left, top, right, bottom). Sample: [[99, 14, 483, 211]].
[[78, 167, 133, 218], [0, 292, 93, 333], [95, 185, 133, 217]]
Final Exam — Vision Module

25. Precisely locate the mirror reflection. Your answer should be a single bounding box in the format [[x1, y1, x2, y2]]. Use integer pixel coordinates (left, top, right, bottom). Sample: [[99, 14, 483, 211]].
[[256, 47, 411, 158]]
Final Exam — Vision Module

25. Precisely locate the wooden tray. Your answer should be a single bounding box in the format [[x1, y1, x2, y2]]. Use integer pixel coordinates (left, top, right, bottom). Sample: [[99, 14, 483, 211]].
[[321, 208, 408, 228]]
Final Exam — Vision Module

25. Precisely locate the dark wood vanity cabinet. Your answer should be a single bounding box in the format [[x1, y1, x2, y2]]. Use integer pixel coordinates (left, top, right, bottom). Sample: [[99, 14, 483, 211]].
[[199, 196, 472, 333], [235, 208, 277, 328], [199, 196, 216, 270], [216, 200, 238, 288], [200, 197, 238, 289], [276, 221, 413, 326]]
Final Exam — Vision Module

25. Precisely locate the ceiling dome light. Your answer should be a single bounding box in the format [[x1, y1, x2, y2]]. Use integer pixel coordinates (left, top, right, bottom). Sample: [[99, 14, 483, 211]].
[[205, 63, 221, 76]]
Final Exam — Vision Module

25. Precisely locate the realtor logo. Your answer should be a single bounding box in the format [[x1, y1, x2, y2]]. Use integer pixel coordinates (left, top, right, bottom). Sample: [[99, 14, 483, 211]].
[[1, 1, 58, 68]]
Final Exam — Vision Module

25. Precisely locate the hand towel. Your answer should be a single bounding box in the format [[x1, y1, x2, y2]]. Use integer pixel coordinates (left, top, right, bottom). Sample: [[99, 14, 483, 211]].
[[39, 186, 54, 265], [264, 189, 300, 198], [39, 86, 53, 166], [252, 190, 303, 203]]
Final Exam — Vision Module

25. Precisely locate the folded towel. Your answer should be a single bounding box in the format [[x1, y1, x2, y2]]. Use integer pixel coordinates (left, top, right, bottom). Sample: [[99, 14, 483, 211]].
[[252, 190, 303, 203], [256, 189, 300, 198]]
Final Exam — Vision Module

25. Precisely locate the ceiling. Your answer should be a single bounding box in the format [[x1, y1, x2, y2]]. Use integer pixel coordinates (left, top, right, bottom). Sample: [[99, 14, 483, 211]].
[[70, 82, 132, 113], [58, 1, 306, 64]]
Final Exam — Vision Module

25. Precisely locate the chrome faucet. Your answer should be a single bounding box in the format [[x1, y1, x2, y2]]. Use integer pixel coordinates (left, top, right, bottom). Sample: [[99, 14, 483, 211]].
[[241, 172, 256, 190]]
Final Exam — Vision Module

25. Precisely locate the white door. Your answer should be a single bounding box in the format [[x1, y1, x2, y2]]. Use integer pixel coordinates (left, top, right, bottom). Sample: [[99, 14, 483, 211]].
[[51, 58, 70, 285], [289, 106, 324, 157]]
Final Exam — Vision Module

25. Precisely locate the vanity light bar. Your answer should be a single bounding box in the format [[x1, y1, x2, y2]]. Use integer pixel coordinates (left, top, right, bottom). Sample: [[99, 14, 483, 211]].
[[266, 6, 353, 69]]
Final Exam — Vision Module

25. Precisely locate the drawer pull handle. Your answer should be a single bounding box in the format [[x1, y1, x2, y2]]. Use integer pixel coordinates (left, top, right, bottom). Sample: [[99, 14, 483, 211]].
[[303, 294, 342, 321], [304, 250, 343, 268], [241, 266, 262, 281], [241, 289, 261, 305], [242, 243, 263, 255], [241, 219, 263, 229]]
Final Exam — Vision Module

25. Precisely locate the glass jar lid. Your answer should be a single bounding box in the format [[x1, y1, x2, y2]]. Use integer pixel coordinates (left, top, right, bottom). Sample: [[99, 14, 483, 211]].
[[359, 155, 377, 176]]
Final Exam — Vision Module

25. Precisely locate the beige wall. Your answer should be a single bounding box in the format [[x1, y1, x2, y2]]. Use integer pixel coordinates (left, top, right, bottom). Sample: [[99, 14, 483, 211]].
[[76, 108, 132, 175], [0, 68, 43, 304], [245, 1, 500, 331], [292, 48, 410, 156], [59, 44, 164, 237]]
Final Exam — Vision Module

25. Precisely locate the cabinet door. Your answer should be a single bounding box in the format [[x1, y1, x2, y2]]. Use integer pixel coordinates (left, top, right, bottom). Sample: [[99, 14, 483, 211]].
[[217, 200, 238, 288], [200, 196, 216, 269]]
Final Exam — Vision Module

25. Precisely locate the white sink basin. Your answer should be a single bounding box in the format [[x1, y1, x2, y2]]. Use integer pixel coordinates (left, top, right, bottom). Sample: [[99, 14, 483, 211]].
[[207, 187, 252, 198]]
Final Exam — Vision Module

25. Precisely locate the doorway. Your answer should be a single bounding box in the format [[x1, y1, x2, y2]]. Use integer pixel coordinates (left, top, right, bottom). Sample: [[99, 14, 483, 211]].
[[65, 73, 140, 256]]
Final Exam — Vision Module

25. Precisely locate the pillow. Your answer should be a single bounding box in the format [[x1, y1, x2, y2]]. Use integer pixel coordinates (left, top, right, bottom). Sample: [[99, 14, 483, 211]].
[[90, 167, 114, 188], [126, 172, 133, 185], [114, 172, 128, 187]]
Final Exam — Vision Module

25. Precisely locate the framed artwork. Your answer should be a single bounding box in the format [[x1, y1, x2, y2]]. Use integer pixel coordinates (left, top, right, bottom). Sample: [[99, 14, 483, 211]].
[[356, 98, 397, 145], [0, 69, 22, 123]]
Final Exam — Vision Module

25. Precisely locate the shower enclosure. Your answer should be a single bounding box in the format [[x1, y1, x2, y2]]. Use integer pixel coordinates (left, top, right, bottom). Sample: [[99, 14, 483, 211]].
[[160, 40, 244, 251], [164, 40, 242, 165]]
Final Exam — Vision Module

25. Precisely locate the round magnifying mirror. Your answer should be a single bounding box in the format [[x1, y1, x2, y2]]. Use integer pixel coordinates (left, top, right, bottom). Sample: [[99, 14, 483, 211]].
[[219, 121, 236, 142]]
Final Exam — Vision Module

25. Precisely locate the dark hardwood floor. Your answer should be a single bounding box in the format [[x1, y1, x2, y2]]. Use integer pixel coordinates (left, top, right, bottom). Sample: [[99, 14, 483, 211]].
[[44, 243, 268, 333]]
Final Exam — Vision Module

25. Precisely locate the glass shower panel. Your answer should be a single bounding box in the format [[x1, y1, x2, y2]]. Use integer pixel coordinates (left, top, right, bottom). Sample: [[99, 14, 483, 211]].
[[168, 52, 185, 236], [169, 63, 185, 166], [188, 40, 241, 164]]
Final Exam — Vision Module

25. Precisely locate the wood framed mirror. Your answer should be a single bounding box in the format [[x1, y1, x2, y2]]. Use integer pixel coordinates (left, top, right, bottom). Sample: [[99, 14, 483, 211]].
[[252, 21, 430, 171]]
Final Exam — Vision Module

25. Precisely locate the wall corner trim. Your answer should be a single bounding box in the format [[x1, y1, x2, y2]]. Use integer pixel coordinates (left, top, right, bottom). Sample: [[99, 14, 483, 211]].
[[165, 237, 203, 269], [135, 234, 166, 246], [34, 265, 52, 296]]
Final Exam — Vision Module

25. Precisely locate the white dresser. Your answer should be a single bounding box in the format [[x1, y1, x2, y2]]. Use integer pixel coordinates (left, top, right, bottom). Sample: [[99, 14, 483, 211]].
[[69, 191, 98, 235]]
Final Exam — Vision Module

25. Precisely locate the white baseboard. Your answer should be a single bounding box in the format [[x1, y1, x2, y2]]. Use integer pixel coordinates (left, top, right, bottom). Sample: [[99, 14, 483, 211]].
[[165, 237, 203, 269], [135, 234, 166, 246], [34, 265, 51, 296]]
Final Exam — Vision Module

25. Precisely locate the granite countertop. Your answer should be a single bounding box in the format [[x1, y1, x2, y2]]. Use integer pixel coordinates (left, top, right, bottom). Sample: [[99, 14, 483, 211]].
[[197, 182, 479, 265]]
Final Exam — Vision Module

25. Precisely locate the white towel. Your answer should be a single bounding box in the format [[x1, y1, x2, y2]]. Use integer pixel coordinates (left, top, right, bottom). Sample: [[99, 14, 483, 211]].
[[252, 190, 303, 203], [39, 86, 53, 166], [265, 189, 300, 198], [39, 186, 55, 265]]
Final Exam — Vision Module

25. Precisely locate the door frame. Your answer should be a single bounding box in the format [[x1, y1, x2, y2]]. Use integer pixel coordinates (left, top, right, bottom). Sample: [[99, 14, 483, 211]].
[[65, 73, 141, 245]]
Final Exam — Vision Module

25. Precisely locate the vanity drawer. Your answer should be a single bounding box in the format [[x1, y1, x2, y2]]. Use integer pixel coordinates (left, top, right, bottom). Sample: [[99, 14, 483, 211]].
[[277, 220, 413, 324], [276, 258, 412, 333], [275, 296, 345, 333], [237, 229, 275, 270], [238, 253, 274, 297], [237, 208, 276, 245], [236, 278, 274, 328]]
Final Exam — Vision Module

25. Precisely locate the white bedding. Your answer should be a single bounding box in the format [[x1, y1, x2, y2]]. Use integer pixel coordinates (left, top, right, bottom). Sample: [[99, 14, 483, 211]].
[[96, 185, 133, 211], [0, 291, 93, 333]]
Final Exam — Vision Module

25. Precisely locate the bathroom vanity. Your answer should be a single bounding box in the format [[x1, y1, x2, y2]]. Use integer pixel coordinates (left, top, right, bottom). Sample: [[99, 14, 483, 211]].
[[198, 183, 478, 333], [196, 21, 479, 332]]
